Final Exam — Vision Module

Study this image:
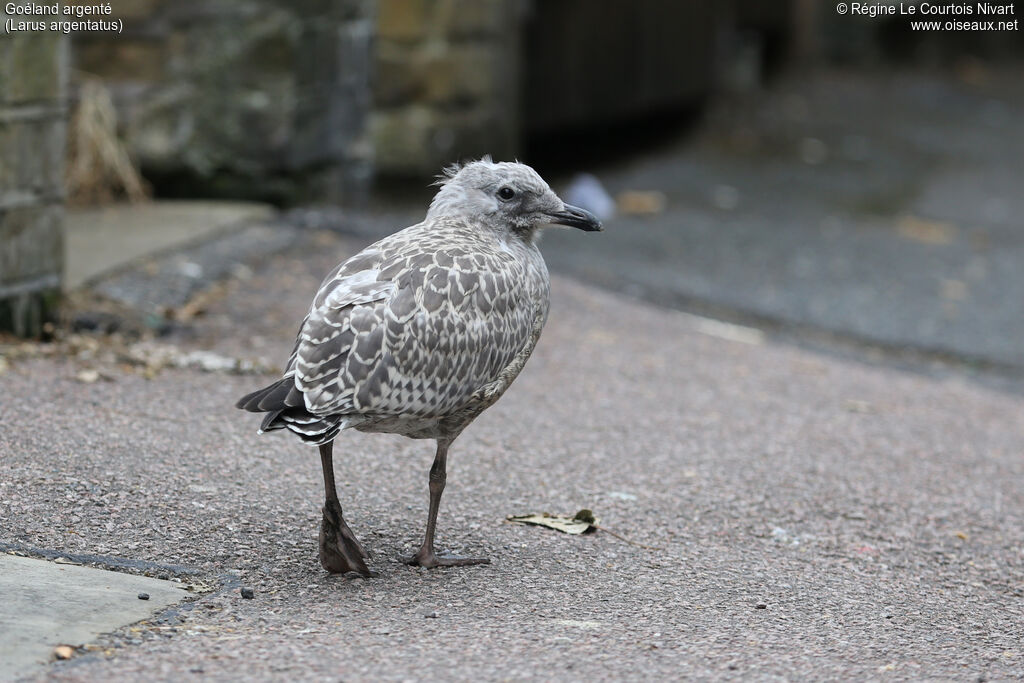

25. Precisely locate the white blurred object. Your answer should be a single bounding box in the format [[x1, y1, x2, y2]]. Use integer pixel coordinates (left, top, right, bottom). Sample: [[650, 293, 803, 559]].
[[563, 173, 616, 222]]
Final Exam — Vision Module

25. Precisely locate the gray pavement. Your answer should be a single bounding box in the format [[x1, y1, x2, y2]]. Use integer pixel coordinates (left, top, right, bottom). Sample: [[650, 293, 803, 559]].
[[61, 200, 296, 336], [537, 68, 1024, 370], [65, 201, 273, 290], [0, 555, 188, 680], [1, 229, 1022, 680]]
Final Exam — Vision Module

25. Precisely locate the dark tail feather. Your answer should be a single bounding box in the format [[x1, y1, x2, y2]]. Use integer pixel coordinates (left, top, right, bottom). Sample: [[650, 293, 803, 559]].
[[239, 376, 341, 445], [236, 377, 303, 412], [260, 410, 285, 432], [260, 407, 342, 445]]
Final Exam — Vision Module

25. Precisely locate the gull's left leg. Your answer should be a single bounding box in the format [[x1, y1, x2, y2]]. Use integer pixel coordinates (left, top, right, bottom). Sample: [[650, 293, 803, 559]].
[[404, 437, 490, 568]]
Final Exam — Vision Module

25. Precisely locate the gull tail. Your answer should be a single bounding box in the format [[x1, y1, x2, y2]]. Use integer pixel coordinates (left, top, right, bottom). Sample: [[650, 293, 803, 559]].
[[236, 376, 303, 412], [236, 376, 348, 445]]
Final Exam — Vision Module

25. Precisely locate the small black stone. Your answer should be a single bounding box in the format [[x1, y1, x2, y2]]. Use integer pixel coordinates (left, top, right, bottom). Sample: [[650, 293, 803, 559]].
[[241, 587, 255, 599], [71, 312, 122, 334], [137, 593, 150, 600]]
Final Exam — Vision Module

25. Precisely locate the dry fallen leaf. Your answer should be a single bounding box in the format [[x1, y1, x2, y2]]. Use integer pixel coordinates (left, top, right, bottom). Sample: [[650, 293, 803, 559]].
[[76, 368, 116, 383], [896, 215, 957, 245], [616, 190, 667, 215], [53, 645, 75, 660], [185, 580, 216, 594], [508, 509, 664, 550], [507, 509, 599, 535]]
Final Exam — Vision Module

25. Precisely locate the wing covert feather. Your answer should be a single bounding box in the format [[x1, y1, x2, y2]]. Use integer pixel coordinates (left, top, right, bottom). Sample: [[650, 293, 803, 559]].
[[291, 231, 538, 419]]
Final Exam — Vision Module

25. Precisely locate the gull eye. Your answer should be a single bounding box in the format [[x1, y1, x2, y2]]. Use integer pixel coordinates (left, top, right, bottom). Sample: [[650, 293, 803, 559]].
[[497, 187, 516, 201]]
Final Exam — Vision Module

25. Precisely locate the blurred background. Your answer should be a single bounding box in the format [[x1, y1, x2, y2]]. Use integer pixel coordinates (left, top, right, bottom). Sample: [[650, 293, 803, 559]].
[[2, 0, 1023, 378]]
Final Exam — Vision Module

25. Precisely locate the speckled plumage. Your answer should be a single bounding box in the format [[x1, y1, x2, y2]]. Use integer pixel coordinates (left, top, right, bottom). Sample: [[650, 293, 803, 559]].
[[237, 158, 601, 574], [269, 217, 549, 444]]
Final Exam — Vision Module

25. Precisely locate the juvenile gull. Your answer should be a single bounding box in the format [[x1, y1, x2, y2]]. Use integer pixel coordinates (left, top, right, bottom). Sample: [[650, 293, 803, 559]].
[[237, 159, 601, 576]]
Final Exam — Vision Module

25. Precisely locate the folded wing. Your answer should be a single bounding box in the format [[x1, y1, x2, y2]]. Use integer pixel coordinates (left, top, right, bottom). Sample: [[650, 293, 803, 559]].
[[291, 243, 534, 422]]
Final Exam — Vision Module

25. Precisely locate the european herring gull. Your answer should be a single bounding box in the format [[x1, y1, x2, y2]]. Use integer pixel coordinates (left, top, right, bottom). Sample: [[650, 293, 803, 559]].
[[237, 158, 601, 576]]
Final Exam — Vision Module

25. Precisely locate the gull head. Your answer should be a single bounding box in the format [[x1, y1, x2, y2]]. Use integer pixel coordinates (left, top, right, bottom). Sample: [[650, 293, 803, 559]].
[[427, 157, 602, 238]]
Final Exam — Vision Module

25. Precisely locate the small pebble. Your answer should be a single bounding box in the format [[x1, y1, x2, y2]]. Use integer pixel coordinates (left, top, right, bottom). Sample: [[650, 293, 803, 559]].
[[137, 593, 150, 600], [241, 587, 255, 599], [424, 611, 438, 619], [755, 602, 767, 609]]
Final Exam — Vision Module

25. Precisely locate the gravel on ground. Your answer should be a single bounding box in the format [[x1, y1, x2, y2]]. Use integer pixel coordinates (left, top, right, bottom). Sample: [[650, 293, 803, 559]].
[[1, 230, 1021, 680]]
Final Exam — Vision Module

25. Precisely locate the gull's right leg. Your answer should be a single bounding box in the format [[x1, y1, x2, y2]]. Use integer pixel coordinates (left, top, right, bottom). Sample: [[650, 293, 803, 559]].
[[318, 441, 373, 577]]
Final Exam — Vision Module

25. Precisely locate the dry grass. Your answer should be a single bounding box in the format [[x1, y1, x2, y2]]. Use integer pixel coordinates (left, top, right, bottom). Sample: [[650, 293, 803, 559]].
[[65, 77, 150, 206]]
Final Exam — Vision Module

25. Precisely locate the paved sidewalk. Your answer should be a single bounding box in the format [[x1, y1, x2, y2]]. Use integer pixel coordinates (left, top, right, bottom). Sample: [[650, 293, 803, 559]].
[[0, 555, 188, 680], [1, 231, 1021, 680], [65, 201, 273, 290], [543, 69, 1024, 369]]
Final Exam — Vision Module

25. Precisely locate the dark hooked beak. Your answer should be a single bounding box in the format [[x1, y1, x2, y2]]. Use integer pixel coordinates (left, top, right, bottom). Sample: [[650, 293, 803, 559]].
[[547, 204, 603, 232]]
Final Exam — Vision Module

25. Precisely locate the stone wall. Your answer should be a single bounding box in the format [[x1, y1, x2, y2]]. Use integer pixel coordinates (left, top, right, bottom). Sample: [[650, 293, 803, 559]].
[[0, 26, 67, 337], [73, 0, 373, 204], [372, 0, 522, 176], [370, 1, 763, 176]]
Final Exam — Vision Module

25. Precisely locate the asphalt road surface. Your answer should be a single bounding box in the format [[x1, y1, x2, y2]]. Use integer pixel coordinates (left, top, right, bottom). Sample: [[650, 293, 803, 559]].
[[540, 69, 1024, 371], [1, 231, 1021, 680]]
